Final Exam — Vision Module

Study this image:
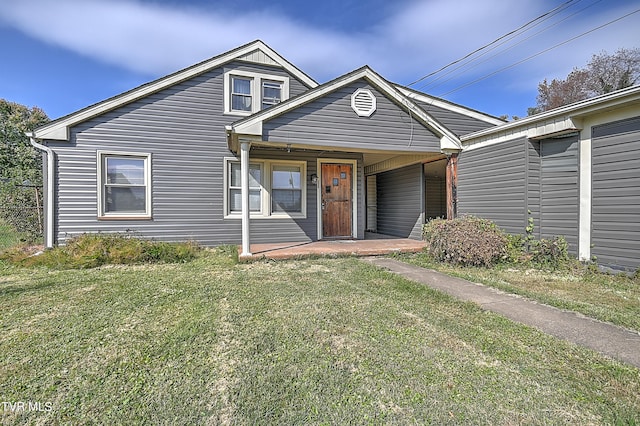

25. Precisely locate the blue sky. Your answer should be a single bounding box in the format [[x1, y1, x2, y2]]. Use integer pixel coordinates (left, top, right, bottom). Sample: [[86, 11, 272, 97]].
[[0, 0, 638, 120]]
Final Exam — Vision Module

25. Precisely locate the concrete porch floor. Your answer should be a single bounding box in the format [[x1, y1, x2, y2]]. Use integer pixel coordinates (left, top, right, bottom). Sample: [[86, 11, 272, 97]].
[[239, 233, 426, 261]]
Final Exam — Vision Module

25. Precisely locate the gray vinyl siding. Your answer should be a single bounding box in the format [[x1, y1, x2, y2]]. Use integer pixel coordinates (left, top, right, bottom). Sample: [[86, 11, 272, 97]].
[[526, 140, 541, 239], [457, 138, 527, 234], [591, 116, 640, 271], [263, 80, 441, 152], [376, 164, 424, 239], [411, 99, 500, 136], [539, 134, 579, 254], [47, 63, 317, 246]]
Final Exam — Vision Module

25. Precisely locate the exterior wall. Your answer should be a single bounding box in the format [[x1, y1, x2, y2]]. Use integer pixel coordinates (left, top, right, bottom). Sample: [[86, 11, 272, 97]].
[[47, 63, 314, 246], [591, 116, 640, 271], [457, 137, 527, 234], [526, 140, 541, 239], [263, 80, 442, 152], [539, 134, 579, 253], [376, 164, 424, 239]]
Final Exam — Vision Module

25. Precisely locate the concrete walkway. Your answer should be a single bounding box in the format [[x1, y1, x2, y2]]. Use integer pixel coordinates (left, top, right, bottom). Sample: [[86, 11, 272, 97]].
[[363, 257, 640, 368]]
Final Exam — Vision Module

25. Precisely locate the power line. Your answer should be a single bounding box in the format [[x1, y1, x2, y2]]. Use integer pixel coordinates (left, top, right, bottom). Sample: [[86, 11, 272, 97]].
[[437, 8, 640, 97], [407, 0, 579, 87], [416, 0, 602, 93]]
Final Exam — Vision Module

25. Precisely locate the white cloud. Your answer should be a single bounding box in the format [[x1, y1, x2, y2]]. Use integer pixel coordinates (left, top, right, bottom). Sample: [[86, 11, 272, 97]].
[[0, 0, 638, 103]]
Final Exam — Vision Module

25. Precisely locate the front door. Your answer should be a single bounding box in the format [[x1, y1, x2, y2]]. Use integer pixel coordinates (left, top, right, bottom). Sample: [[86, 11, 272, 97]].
[[322, 163, 353, 238]]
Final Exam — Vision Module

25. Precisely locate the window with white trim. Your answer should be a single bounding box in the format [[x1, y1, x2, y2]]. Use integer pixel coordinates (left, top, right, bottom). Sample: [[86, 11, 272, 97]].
[[261, 80, 282, 109], [228, 162, 262, 213], [224, 158, 306, 218], [98, 152, 151, 218], [224, 70, 289, 115]]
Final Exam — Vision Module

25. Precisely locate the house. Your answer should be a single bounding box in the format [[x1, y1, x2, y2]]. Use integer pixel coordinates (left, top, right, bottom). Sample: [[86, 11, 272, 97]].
[[27, 40, 500, 256], [28, 40, 640, 271]]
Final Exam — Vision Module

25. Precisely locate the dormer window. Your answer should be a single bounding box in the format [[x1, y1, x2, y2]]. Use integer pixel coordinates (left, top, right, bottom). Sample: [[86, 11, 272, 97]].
[[225, 70, 289, 115], [262, 81, 282, 109], [231, 77, 252, 112]]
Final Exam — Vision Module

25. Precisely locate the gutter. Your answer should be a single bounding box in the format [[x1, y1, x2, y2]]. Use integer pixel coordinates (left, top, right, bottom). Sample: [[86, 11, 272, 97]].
[[27, 133, 54, 248]]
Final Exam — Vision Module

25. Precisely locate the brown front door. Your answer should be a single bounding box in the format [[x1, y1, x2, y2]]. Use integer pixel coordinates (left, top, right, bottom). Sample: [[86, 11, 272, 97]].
[[322, 163, 352, 238]]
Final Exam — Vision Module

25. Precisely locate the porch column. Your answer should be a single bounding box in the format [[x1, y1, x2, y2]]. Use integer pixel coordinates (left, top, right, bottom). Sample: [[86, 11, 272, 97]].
[[240, 141, 252, 257], [446, 152, 458, 219]]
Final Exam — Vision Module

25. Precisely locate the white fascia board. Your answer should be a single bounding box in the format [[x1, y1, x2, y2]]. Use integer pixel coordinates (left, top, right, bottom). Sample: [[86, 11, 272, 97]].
[[396, 86, 505, 126], [33, 40, 316, 141], [462, 84, 640, 143]]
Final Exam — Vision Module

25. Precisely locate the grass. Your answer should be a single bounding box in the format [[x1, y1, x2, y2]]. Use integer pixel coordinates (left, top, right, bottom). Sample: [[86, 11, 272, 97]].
[[399, 252, 640, 333], [1, 250, 639, 424]]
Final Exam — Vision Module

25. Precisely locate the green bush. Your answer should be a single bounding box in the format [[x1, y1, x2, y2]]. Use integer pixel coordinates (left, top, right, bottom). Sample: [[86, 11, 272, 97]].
[[1, 233, 201, 269], [422, 216, 508, 267], [529, 236, 571, 269]]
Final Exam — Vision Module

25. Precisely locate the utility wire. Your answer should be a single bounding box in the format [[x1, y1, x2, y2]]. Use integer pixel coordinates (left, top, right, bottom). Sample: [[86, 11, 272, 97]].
[[437, 8, 640, 97], [407, 0, 579, 87], [417, 0, 602, 92]]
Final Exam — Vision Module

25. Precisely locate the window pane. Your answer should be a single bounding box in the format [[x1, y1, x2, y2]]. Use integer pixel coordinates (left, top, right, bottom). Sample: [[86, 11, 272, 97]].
[[230, 163, 261, 188], [232, 78, 251, 94], [272, 189, 301, 213], [272, 165, 301, 189], [106, 158, 145, 185], [105, 186, 146, 213], [229, 189, 261, 212], [232, 94, 252, 111]]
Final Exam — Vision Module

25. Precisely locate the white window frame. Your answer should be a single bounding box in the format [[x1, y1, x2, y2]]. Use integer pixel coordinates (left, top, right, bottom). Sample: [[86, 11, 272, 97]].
[[227, 161, 264, 215], [224, 157, 306, 219], [224, 70, 289, 116], [97, 151, 152, 219]]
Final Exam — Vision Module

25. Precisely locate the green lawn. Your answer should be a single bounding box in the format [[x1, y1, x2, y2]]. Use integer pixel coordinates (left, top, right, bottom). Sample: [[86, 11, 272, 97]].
[[1, 250, 639, 424], [399, 252, 640, 333]]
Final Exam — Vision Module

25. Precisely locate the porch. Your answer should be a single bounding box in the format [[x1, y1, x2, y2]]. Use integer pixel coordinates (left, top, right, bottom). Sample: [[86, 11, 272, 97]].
[[238, 232, 425, 261]]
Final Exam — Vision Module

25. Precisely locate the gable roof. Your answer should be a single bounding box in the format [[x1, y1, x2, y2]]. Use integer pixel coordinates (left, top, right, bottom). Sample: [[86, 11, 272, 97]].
[[228, 66, 463, 152], [32, 40, 318, 141]]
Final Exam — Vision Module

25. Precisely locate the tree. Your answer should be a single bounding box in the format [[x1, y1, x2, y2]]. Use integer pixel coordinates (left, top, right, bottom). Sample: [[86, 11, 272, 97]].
[[0, 99, 49, 243], [0, 99, 49, 183], [530, 48, 640, 114]]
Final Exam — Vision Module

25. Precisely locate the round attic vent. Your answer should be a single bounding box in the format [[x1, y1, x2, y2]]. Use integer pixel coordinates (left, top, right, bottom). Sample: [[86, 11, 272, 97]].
[[351, 88, 376, 117]]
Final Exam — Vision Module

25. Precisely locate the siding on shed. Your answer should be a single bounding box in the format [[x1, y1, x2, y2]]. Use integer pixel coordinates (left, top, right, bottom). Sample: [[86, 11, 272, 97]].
[[457, 138, 527, 234], [47, 63, 317, 246], [376, 164, 424, 239], [591, 116, 640, 271], [263, 80, 441, 152], [539, 134, 579, 254]]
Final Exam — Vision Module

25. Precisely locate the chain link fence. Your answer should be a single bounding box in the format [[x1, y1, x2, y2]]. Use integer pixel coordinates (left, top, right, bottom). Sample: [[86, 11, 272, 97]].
[[0, 182, 44, 250]]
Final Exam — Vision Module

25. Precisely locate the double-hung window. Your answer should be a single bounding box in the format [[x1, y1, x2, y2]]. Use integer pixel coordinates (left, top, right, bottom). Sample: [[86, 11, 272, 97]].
[[98, 152, 151, 219], [261, 81, 282, 109], [224, 70, 289, 115], [225, 159, 305, 218], [271, 164, 302, 213], [228, 162, 262, 214], [231, 77, 252, 112]]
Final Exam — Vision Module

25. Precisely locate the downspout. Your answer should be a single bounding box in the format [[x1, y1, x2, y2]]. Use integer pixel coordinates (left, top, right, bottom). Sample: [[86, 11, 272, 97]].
[[27, 133, 54, 248]]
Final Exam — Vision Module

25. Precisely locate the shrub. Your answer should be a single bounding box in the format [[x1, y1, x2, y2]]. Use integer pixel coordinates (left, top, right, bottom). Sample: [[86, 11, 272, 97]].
[[529, 236, 571, 269], [422, 216, 508, 267], [1, 233, 201, 269]]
